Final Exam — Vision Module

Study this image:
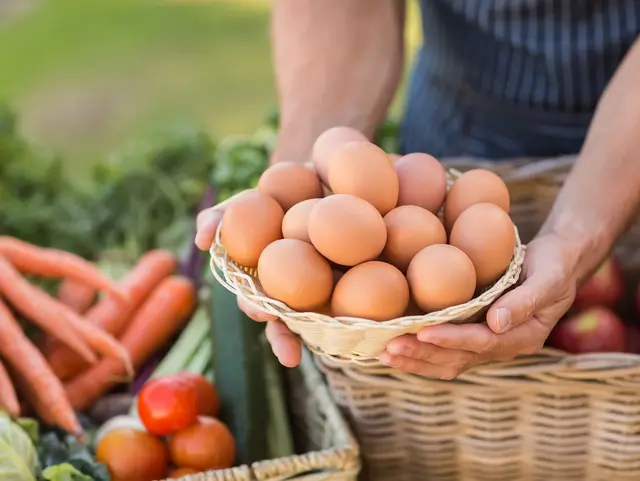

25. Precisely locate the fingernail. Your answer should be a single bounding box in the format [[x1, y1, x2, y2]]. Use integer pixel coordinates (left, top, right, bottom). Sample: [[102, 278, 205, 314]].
[[380, 353, 401, 368], [388, 342, 413, 357], [496, 308, 511, 333], [256, 311, 274, 322]]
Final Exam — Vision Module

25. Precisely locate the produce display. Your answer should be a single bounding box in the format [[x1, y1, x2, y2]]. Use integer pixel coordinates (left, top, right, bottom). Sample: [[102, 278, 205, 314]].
[[220, 126, 518, 321], [547, 255, 640, 354]]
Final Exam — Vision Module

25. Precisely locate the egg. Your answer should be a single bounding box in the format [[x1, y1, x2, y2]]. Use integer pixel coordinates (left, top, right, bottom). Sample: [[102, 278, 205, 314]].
[[449, 202, 516, 287], [328, 141, 399, 215], [394, 153, 447, 214], [382, 205, 447, 273], [257, 239, 333, 311], [308, 194, 387, 266], [282, 198, 321, 243], [258, 162, 323, 212], [221, 192, 284, 267], [312, 126, 367, 185], [407, 244, 476, 312], [331, 261, 409, 321], [443, 169, 510, 231]]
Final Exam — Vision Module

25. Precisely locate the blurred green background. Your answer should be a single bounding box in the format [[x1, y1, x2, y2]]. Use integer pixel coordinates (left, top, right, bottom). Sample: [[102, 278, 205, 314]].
[[0, 0, 422, 178]]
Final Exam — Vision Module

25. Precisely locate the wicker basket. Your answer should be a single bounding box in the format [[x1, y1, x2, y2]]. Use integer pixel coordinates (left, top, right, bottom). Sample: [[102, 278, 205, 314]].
[[315, 156, 640, 481], [168, 348, 360, 481], [210, 170, 526, 364]]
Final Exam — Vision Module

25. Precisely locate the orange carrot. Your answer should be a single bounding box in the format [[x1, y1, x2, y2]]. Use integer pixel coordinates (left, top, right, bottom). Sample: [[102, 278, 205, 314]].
[[65, 276, 196, 411], [40, 279, 97, 354], [57, 278, 96, 314], [0, 300, 81, 434], [48, 250, 178, 380], [0, 236, 127, 303], [0, 360, 19, 416], [0, 256, 97, 364], [64, 312, 134, 377]]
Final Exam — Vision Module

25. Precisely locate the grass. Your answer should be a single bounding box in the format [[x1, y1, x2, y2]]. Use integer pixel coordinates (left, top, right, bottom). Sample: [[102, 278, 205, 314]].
[[0, 0, 421, 176]]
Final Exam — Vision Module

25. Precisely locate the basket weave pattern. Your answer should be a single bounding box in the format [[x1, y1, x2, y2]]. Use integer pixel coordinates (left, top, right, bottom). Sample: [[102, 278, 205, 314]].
[[168, 349, 360, 481], [210, 170, 526, 363], [315, 157, 640, 481]]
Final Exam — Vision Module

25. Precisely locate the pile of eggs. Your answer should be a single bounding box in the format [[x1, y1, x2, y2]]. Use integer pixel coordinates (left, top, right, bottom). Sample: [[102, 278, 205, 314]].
[[220, 126, 516, 322]]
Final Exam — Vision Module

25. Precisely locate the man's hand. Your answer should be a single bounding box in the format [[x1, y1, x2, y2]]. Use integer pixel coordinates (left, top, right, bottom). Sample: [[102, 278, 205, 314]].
[[195, 204, 303, 367], [379, 233, 580, 379]]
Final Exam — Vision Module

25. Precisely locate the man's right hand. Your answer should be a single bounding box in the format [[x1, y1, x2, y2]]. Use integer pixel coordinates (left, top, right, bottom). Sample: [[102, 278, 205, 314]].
[[195, 203, 303, 367]]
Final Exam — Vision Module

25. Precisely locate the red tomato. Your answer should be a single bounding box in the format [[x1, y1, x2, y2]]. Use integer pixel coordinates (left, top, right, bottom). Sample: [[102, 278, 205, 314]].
[[176, 372, 220, 417], [138, 376, 199, 436]]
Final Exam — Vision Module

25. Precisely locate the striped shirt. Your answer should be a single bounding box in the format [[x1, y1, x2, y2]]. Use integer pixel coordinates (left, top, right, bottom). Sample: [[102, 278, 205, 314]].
[[401, 0, 640, 159]]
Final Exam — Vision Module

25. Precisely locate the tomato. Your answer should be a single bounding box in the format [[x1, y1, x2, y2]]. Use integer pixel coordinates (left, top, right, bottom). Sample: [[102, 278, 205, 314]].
[[138, 376, 199, 436], [96, 428, 169, 481], [176, 372, 220, 417], [168, 416, 236, 470]]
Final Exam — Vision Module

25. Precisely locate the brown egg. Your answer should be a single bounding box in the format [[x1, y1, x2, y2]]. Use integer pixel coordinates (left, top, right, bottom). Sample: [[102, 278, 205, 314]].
[[221, 192, 284, 267], [308, 194, 387, 266], [383, 205, 447, 273], [449, 202, 516, 287], [312, 126, 367, 185], [331, 261, 409, 321], [258, 162, 322, 212], [282, 198, 321, 243], [444, 169, 510, 232], [395, 153, 447, 214], [328, 141, 399, 215], [258, 239, 333, 311], [407, 244, 476, 312]]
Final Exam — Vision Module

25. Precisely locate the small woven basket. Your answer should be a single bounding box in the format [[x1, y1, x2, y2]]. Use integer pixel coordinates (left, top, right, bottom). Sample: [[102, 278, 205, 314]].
[[167, 348, 360, 481], [210, 170, 526, 363]]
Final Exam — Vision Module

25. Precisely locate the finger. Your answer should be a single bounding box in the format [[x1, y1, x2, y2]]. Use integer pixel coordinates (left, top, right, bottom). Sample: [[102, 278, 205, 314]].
[[237, 297, 278, 322], [386, 335, 477, 368], [417, 323, 498, 354], [418, 318, 548, 358], [379, 352, 466, 380], [194, 208, 223, 251], [486, 271, 559, 334], [265, 320, 302, 367]]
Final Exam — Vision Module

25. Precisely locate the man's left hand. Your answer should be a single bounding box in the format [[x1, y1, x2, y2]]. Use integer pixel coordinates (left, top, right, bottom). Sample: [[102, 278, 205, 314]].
[[380, 233, 580, 379]]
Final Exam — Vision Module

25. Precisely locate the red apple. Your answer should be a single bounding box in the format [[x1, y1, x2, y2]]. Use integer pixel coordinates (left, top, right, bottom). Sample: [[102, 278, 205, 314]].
[[572, 257, 624, 310], [548, 307, 626, 354]]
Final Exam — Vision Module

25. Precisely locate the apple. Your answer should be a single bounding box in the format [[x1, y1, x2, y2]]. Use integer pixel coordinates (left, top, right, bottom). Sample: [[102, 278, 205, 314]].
[[572, 256, 624, 310], [548, 307, 626, 354]]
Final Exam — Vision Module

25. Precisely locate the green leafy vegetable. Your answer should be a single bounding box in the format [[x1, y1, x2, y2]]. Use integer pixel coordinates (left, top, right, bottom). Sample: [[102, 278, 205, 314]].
[[37, 432, 109, 481], [0, 412, 39, 481], [41, 464, 92, 481]]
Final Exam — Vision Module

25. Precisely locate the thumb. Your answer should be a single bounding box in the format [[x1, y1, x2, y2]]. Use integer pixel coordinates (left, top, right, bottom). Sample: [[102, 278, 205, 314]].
[[486, 272, 555, 334]]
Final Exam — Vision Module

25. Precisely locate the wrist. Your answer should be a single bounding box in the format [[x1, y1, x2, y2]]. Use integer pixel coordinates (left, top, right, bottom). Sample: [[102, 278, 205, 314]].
[[538, 210, 617, 284]]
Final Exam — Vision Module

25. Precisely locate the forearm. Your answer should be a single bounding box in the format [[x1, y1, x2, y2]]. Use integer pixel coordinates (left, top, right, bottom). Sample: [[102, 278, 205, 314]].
[[541, 37, 640, 281], [271, 0, 405, 164]]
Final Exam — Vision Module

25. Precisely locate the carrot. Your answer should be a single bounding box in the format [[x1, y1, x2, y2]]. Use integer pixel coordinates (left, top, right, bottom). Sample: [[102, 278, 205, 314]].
[[65, 276, 196, 411], [57, 278, 96, 314], [0, 236, 127, 303], [0, 256, 97, 364], [40, 279, 97, 354], [0, 300, 81, 434], [0, 360, 19, 416], [48, 250, 178, 380]]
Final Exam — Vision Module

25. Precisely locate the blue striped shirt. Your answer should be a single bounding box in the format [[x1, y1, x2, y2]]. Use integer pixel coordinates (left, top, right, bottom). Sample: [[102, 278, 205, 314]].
[[402, 0, 640, 159]]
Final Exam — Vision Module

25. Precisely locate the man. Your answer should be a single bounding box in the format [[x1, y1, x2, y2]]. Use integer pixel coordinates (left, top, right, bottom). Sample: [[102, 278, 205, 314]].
[[196, 0, 640, 379]]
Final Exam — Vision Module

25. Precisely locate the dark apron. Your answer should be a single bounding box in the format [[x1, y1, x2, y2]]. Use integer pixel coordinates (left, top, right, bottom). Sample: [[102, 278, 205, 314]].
[[401, 0, 640, 159]]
